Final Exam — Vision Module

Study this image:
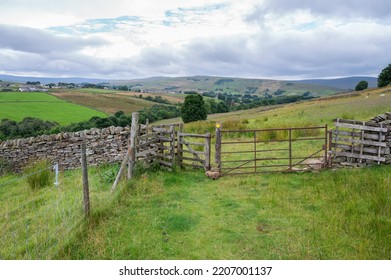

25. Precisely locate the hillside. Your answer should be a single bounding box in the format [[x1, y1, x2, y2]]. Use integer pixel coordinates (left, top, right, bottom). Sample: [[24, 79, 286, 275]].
[[1, 74, 364, 97], [296, 76, 378, 90], [118, 75, 343, 97], [156, 86, 391, 128]]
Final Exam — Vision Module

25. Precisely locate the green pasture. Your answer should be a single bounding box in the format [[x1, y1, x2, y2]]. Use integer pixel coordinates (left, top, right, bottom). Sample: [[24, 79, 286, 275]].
[[58, 165, 390, 260], [0, 92, 106, 125]]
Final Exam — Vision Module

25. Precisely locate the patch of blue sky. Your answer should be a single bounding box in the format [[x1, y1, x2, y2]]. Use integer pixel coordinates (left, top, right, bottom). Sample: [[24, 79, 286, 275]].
[[165, 3, 227, 18], [295, 21, 318, 31], [163, 3, 227, 26], [48, 15, 142, 35]]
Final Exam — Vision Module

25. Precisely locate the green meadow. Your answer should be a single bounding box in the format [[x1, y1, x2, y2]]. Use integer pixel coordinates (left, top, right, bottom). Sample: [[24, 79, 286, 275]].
[[0, 92, 106, 125], [0, 86, 390, 259]]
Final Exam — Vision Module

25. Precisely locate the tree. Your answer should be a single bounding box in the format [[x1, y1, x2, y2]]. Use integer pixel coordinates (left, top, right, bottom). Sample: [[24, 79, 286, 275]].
[[181, 94, 207, 123], [378, 64, 391, 87], [355, 80, 368, 91]]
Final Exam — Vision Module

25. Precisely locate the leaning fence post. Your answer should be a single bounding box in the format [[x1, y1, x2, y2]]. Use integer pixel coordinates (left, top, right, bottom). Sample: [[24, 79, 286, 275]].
[[215, 122, 222, 172], [128, 112, 139, 179], [81, 143, 90, 217]]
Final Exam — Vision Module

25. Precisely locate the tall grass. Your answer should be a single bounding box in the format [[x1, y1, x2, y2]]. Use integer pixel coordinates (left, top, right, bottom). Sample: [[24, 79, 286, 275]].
[[57, 165, 390, 260]]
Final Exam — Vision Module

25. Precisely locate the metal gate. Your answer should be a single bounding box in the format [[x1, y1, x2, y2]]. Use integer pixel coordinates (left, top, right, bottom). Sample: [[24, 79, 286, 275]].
[[215, 124, 329, 175]]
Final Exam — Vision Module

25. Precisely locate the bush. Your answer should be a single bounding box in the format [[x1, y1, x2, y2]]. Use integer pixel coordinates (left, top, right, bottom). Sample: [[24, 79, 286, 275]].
[[24, 160, 53, 190], [355, 80, 368, 91]]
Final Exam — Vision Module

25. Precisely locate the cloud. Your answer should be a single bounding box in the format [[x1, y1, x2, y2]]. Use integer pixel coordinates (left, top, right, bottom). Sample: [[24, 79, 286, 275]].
[[246, 0, 391, 23], [0, 24, 107, 55], [0, 0, 391, 79]]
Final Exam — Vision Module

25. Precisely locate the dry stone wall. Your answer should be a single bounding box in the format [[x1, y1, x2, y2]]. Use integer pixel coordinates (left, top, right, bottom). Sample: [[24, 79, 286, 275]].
[[0, 126, 130, 171]]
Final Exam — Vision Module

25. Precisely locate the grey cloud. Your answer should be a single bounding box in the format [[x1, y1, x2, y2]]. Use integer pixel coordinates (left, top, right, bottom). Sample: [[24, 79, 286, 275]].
[[247, 0, 391, 22], [0, 24, 107, 54]]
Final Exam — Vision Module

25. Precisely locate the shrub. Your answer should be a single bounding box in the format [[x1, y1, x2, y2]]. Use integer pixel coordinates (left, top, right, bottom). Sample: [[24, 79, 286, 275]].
[[24, 160, 53, 190], [355, 80, 368, 91]]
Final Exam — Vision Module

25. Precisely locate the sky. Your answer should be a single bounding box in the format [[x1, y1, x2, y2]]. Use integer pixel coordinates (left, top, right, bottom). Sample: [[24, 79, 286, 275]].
[[0, 0, 390, 80]]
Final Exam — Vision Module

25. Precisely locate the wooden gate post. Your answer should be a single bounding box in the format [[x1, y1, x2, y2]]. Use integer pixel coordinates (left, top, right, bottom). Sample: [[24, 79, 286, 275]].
[[81, 143, 90, 217], [215, 122, 222, 172], [205, 132, 211, 171], [177, 123, 184, 168], [128, 112, 139, 179], [169, 125, 175, 167]]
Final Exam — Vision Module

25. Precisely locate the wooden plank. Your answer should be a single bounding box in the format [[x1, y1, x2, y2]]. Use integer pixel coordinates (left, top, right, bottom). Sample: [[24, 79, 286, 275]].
[[334, 122, 388, 132], [181, 140, 203, 162], [156, 154, 174, 160], [137, 139, 158, 149], [157, 136, 173, 142], [332, 151, 385, 162], [180, 163, 204, 169], [136, 148, 158, 157], [333, 118, 384, 128], [138, 132, 157, 140], [332, 143, 390, 155], [156, 160, 173, 167], [333, 136, 388, 147], [332, 130, 386, 141], [178, 133, 208, 138], [181, 140, 205, 146], [182, 149, 205, 155], [178, 156, 205, 163]]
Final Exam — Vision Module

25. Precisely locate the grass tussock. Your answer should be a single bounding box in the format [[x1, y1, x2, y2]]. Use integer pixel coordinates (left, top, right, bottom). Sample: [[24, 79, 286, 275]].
[[23, 160, 53, 190]]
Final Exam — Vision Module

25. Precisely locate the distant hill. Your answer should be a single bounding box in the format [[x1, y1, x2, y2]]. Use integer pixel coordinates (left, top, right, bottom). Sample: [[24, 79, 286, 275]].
[[0, 74, 107, 84], [117, 75, 343, 97], [294, 76, 378, 90], [1, 74, 378, 96]]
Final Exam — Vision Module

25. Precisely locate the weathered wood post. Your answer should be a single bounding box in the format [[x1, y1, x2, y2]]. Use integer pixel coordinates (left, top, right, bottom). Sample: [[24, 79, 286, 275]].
[[81, 143, 90, 217], [215, 122, 222, 172], [205, 132, 211, 171], [324, 124, 329, 167], [288, 128, 292, 171], [145, 118, 150, 134], [128, 112, 139, 179], [328, 129, 333, 167], [169, 125, 175, 168], [177, 123, 184, 168]]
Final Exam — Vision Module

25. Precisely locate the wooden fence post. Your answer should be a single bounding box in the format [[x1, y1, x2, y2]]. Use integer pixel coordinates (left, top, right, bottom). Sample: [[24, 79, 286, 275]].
[[81, 143, 90, 217], [215, 122, 222, 172], [128, 112, 139, 179], [177, 123, 184, 168], [170, 125, 175, 167], [205, 132, 211, 171]]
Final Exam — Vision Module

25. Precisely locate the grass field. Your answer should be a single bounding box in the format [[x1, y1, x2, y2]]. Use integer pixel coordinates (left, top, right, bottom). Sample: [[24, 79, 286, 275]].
[[0, 92, 106, 125], [0, 86, 390, 260], [157, 87, 391, 131], [58, 166, 390, 260], [51, 89, 159, 115], [1, 164, 389, 260]]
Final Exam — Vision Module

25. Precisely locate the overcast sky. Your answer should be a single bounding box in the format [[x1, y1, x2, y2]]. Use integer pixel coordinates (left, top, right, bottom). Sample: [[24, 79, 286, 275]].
[[0, 0, 390, 80]]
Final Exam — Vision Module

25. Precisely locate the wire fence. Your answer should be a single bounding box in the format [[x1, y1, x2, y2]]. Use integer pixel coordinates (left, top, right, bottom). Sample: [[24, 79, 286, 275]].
[[0, 163, 86, 259]]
